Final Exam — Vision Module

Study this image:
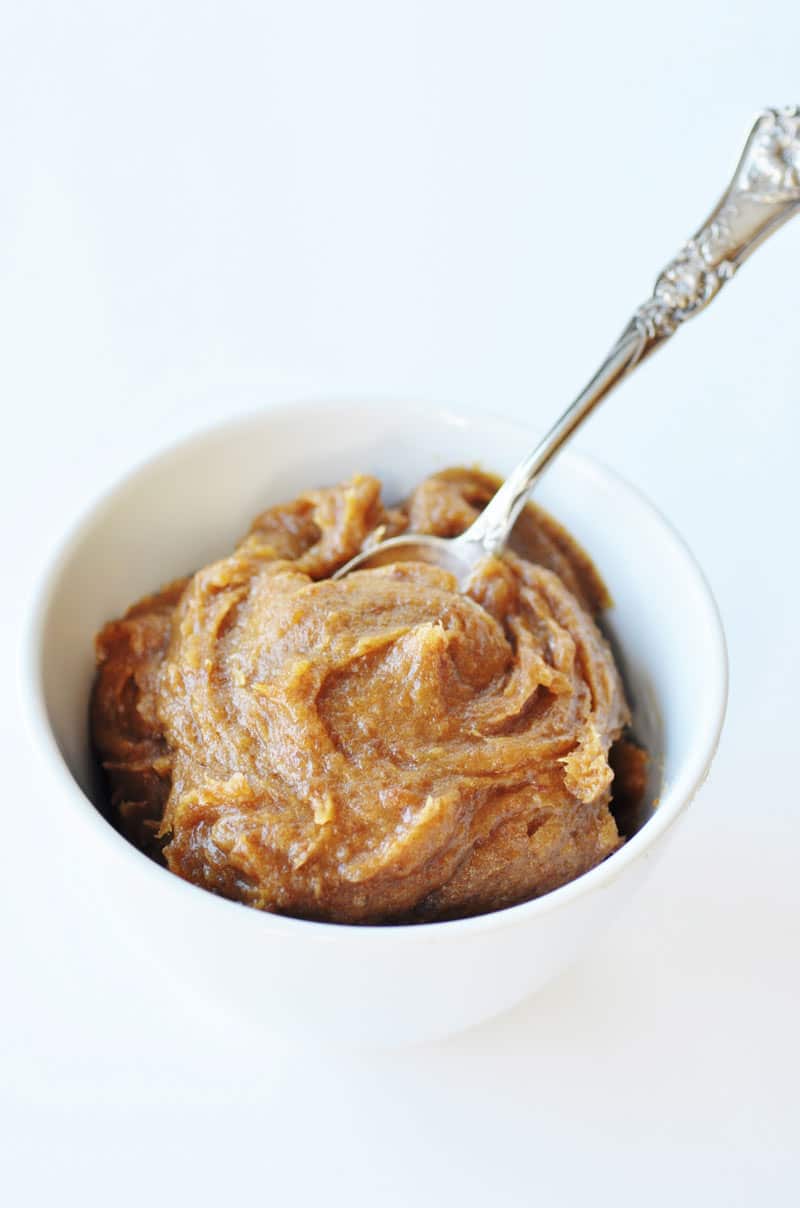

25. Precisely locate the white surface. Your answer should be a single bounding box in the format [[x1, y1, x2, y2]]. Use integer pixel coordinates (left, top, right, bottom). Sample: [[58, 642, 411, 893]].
[[2, 0, 798, 1202], [26, 403, 726, 1046]]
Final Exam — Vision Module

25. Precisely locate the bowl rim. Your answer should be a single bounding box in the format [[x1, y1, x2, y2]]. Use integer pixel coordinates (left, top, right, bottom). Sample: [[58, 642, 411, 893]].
[[20, 397, 728, 945]]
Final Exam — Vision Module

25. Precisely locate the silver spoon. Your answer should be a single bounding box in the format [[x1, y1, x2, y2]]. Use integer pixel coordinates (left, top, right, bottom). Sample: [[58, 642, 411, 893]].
[[335, 106, 800, 583]]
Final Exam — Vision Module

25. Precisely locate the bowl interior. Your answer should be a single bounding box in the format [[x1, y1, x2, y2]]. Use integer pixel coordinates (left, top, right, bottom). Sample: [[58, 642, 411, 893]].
[[34, 401, 725, 886]]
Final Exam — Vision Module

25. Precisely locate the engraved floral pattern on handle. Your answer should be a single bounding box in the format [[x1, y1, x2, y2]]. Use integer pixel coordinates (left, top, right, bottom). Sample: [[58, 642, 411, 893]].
[[634, 107, 800, 341], [741, 106, 800, 199]]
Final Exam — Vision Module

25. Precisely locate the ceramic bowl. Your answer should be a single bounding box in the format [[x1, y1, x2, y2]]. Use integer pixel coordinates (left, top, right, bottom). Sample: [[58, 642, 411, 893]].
[[23, 401, 727, 1045]]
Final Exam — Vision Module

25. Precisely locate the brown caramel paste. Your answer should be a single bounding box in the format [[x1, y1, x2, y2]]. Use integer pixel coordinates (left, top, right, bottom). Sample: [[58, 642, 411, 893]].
[[92, 468, 644, 923]]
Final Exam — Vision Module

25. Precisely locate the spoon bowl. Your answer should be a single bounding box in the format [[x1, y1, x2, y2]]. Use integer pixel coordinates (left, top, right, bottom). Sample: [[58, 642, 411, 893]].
[[333, 531, 484, 581]]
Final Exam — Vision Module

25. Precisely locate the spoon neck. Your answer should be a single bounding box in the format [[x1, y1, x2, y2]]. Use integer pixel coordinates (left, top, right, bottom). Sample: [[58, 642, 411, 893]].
[[464, 329, 644, 556]]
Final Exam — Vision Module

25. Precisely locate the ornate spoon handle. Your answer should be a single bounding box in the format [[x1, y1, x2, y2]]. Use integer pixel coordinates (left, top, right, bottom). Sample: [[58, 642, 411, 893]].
[[630, 105, 800, 349], [470, 107, 800, 557]]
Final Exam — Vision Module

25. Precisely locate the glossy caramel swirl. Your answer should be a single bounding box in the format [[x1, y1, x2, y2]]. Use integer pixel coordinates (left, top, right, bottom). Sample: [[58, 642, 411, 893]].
[[92, 469, 637, 923]]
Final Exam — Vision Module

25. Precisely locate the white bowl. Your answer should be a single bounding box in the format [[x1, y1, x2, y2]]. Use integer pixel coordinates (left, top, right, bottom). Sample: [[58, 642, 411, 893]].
[[23, 401, 727, 1046]]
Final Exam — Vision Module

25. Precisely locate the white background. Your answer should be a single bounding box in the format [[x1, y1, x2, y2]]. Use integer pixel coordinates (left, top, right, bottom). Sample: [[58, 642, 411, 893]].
[[2, 1, 799, 1203]]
